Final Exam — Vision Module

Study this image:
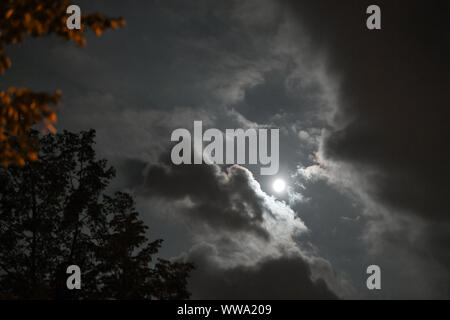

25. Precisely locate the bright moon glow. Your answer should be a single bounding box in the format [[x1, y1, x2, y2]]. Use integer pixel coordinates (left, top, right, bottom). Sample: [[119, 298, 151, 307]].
[[272, 179, 286, 193]]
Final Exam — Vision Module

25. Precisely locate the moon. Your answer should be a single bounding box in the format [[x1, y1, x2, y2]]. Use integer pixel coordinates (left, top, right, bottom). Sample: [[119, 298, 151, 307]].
[[272, 178, 286, 193]]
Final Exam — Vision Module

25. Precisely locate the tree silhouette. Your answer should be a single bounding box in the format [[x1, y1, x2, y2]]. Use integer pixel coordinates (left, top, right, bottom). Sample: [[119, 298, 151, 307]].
[[0, 0, 125, 166], [0, 129, 193, 299]]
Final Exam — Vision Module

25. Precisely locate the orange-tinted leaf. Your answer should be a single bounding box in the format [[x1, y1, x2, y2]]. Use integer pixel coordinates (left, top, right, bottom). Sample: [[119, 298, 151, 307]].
[[5, 9, 14, 19]]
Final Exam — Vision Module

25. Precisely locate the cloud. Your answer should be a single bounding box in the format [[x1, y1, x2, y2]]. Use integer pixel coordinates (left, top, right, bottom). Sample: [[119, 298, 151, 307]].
[[286, 0, 450, 221], [141, 157, 345, 298], [144, 160, 272, 239], [286, 0, 450, 297], [185, 243, 338, 299]]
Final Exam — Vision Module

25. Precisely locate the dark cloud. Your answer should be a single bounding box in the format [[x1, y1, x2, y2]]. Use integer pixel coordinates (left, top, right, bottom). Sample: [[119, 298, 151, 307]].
[[141, 154, 344, 298], [186, 243, 338, 299], [284, 0, 450, 221], [143, 155, 270, 239], [285, 0, 450, 297], [113, 158, 147, 189]]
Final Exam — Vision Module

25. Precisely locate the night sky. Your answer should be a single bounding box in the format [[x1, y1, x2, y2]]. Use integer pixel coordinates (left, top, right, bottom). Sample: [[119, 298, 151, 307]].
[[3, 0, 449, 299]]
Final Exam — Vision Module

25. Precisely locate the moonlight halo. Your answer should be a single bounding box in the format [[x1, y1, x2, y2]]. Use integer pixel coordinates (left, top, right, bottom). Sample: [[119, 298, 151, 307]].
[[272, 178, 286, 193]]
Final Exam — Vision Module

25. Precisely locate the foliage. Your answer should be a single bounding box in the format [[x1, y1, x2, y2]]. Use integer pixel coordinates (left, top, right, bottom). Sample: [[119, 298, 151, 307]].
[[0, 0, 125, 166], [0, 130, 193, 299], [0, 88, 61, 167]]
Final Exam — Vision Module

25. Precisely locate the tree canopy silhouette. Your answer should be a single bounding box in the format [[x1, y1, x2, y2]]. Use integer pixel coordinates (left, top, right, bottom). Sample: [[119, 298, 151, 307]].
[[0, 0, 125, 167], [0, 129, 193, 299]]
